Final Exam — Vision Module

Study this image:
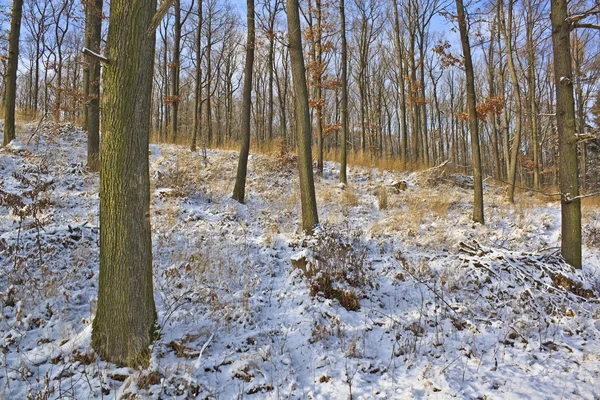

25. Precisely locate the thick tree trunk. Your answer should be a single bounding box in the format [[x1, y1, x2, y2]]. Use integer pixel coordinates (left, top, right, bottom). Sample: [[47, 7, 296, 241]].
[[456, 0, 484, 224], [92, 0, 157, 366], [287, 0, 319, 232], [3, 0, 24, 146], [232, 0, 255, 203], [551, 0, 581, 268], [85, 0, 102, 171]]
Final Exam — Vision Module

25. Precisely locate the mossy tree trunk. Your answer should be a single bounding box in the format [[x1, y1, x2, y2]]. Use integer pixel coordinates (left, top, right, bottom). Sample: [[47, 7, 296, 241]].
[[3, 0, 24, 146], [232, 0, 255, 203], [92, 0, 158, 366], [456, 0, 484, 224], [287, 0, 319, 232], [551, 0, 582, 268]]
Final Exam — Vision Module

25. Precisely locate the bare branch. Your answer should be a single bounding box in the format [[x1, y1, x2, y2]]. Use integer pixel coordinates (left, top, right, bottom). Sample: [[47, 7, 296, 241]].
[[566, 7, 600, 23], [573, 22, 600, 30], [147, 0, 175, 37]]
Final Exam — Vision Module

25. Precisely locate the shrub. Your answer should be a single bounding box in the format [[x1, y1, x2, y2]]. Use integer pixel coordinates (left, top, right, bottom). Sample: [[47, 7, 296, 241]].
[[291, 227, 370, 311]]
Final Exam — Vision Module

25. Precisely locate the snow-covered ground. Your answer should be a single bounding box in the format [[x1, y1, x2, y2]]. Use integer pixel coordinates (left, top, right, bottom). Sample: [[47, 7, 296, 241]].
[[1, 123, 599, 399]]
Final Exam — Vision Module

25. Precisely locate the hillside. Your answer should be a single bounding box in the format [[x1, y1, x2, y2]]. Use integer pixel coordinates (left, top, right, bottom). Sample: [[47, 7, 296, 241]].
[[1, 123, 599, 399]]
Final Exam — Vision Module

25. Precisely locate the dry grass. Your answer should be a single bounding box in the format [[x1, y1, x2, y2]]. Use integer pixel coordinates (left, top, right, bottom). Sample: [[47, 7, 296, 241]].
[[582, 194, 600, 208], [147, 135, 430, 176], [377, 185, 388, 210], [343, 187, 359, 207]]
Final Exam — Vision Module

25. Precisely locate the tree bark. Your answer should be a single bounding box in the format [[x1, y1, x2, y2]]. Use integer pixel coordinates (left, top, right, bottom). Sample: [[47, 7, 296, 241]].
[[551, 0, 582, 268], [232, 0, 255, 203], [3, 0, 24, 146], [287, 0, 319, 232], [92, 0, 158, 366]]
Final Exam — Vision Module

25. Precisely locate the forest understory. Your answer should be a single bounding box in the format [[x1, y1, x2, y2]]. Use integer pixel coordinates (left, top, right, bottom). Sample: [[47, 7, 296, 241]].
[[1, 122, 600, 399]]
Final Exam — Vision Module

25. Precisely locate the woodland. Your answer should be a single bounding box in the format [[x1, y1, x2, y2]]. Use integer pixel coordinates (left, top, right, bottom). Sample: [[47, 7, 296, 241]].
[[0, 0, 600, 398]]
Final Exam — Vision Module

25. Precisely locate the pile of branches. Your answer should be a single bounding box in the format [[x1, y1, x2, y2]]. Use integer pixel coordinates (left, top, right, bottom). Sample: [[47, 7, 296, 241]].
[[457, 241, 598, 318]]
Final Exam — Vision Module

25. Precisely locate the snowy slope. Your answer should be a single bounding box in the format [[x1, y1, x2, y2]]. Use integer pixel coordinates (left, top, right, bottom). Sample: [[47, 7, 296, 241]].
[[0, 123, 599, 399]]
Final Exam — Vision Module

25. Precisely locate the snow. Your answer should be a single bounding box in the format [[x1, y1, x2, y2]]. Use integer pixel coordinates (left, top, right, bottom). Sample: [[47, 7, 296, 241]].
[[1, 122, 600, 399]]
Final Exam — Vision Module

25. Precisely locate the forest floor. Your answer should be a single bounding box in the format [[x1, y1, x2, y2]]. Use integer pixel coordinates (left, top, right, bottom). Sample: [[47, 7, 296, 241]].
[[1, 122, 600, 399]]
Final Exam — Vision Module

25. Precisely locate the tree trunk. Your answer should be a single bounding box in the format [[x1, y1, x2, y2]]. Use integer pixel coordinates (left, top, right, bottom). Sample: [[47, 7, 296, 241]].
[[456, 0, 484, 224], [550, 0, 581, 268], [92, 0, 157, 366], [191, 0, 203, 152], [232, 0, 255, 203], [526, 4, 540, 189], [206, 15, 213, 147], [392, 0, 408, 168], [3, 0, 24, 146], [170, 0, 181, 142], [500, 0, 522, 203], [339, 0, 348, 184], [85, 0, 102, 171], [314, 0, 324, 175], [287, 0, 319, 232]]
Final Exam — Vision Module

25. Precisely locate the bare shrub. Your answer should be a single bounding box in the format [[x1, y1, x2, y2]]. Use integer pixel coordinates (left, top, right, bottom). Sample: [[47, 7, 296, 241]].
[[585, 226, 600, 247], [291, 227, 370, 311], [276, 138, 297, 168], [0, 160, 55, 271]]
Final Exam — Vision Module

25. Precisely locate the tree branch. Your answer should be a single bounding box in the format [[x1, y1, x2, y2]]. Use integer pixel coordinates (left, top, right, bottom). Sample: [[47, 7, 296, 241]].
[[147, 0, 175, 37], [82, 47, 110, 64], [573, 22, 600, 30], [566, 7, 600, 23]]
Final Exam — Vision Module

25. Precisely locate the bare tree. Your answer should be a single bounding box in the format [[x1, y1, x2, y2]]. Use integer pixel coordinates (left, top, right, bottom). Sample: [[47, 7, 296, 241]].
[[339, 0, 348, 184], [287, 0, 319, 232], [455, 0, 484, 224], [191, 0, 203, 151], [232, 0, 256, 203]]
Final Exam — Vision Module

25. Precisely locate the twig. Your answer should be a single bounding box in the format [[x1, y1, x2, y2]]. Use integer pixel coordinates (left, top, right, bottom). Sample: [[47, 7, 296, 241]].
[[26, 112, 49, 145], [194, 333, 214, 371]]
